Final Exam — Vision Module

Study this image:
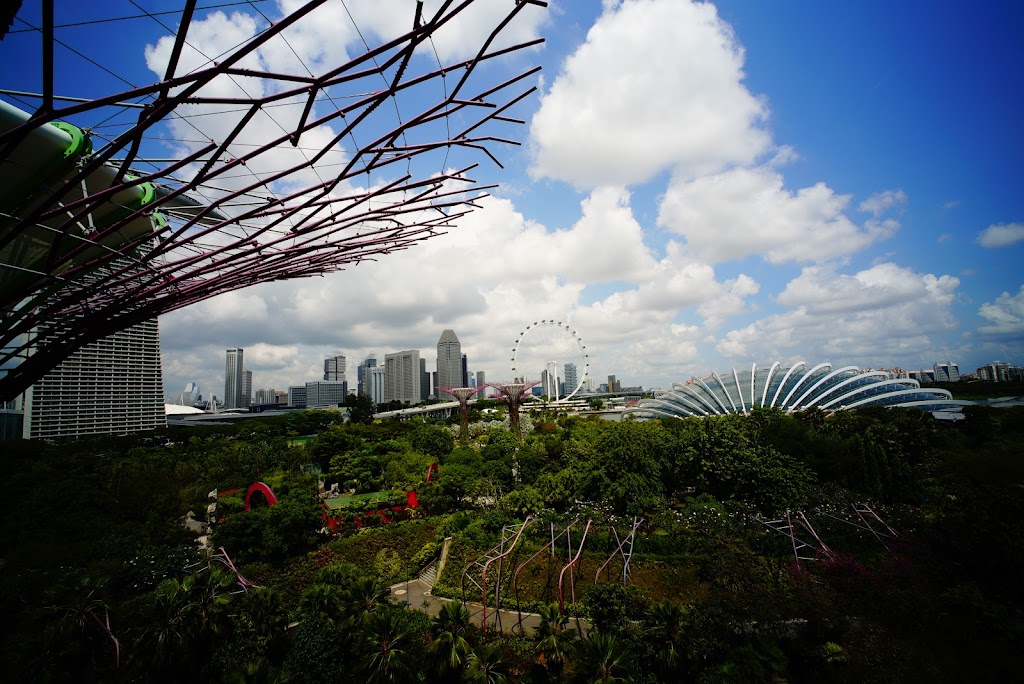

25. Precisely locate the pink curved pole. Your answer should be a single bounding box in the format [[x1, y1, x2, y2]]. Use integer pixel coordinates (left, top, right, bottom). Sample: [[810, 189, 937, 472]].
[[558, 519, 592, 614]]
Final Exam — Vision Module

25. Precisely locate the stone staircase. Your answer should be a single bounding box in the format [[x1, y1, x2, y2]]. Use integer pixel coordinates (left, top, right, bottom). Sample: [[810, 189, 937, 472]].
[[417, 563, 437, 586]]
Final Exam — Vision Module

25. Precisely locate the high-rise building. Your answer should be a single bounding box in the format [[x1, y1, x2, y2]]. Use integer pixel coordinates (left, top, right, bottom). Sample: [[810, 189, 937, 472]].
[[461, 353, 469, 387], [368, 366, 385, 403], [367, 366, 386, 404], [324, 351, 346, 382], [177, 382, 201, 406], [564, 363, 578, 395], [385, 350, 421, 404], [543, 361, 560, 399], [607, 374, 619, 393], [420, 358, 430, 402], [306, 380, 347, 407], [288, 385, 307, 408], [18, 319, 166, 439], [476, 371, 486, 396], [436, 329, 462, 389], [255, 388, 278, 404], [224, 348, 244, 408], [241, 369, 253, 406], [357, 354, 377, 395]]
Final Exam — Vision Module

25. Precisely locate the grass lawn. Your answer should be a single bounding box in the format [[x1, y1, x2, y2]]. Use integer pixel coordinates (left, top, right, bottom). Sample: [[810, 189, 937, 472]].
[[324, 490, 401, 510]]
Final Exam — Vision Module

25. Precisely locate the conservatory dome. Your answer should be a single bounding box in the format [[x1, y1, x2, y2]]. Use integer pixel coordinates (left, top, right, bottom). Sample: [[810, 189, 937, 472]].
[[627, 362, 972, 420]]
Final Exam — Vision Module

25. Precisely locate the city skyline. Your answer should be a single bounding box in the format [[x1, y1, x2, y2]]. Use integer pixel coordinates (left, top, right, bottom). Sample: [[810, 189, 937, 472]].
[[125, 0, 1022, 396]]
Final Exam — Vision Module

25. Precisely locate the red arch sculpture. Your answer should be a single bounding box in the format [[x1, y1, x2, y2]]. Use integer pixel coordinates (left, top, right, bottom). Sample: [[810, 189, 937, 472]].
[[244, 482, 278, 511]]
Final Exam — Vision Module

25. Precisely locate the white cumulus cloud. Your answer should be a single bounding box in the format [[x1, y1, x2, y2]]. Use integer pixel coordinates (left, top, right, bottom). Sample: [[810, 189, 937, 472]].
[[716, 264, 960, 365], [658, 166, 898, 263], [530, 0, 770, 187], [978, 285, 1024, 335], [976, 222, 1024, 248]]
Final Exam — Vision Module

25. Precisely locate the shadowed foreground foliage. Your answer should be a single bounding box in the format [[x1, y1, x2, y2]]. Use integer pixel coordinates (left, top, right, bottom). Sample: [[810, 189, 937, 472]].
[[0, 406, 1021, 681]]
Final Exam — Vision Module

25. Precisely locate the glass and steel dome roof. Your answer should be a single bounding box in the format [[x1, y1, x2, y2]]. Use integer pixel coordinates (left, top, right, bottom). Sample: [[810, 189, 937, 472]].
[[628, 362, 972, 419]]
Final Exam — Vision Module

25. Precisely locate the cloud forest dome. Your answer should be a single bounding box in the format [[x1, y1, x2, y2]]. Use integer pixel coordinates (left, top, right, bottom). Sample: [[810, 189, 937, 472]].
[[628, 362, 972, 419]]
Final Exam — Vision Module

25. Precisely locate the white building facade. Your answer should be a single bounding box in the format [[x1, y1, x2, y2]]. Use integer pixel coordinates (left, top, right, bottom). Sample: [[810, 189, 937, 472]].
[[21, 319, 166, 439]]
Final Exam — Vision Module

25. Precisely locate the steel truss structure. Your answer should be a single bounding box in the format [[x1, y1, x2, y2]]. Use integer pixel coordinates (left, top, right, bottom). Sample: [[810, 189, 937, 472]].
[[437, 384, 485, 442], [594, 516, 643, 584], [816, 503, 900, 552], [762, 504, 900, 569], [762, 510, 835, 570], [0, 0, 547, 400]]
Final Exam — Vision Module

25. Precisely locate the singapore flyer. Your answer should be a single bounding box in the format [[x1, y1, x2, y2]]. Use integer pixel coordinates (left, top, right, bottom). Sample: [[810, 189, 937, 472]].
[[511, 320, 589, 401]]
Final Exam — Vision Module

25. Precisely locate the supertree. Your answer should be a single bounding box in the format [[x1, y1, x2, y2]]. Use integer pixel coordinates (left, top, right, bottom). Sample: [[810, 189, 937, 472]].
[[0, 0, 547, 401], [437, 385, 486, 442], [490, 380, 540, 439]]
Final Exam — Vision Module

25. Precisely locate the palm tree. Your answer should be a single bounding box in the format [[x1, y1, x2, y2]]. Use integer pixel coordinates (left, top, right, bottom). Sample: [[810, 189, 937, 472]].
[[346, 576, 389, 624], [299, 583, 345, 621], [535, 603, 574, 679], [430, 601, 474, 677], [576, 633, 633, 684], [466, 643, 511, 684], [643, 600, 688, 675], [362, 607, 414, 684]]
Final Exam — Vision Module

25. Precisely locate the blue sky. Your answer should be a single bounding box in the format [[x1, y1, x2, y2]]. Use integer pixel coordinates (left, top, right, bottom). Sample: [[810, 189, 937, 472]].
[[2, 1, 1022, 398]]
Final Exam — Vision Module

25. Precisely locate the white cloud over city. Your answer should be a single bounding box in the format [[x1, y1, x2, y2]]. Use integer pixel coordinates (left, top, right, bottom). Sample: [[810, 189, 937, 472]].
[[155, 0, 1016, 398]]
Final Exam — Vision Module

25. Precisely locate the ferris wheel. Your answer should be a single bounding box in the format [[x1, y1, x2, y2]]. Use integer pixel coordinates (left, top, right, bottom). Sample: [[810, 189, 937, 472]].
[[511, 320, 589, 400]]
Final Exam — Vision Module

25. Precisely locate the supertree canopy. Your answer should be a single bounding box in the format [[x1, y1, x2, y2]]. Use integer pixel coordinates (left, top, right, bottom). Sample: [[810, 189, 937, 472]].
[[490, 380, 540, 438], [0, 0, 547, 400], [437, 385, 485, 442]]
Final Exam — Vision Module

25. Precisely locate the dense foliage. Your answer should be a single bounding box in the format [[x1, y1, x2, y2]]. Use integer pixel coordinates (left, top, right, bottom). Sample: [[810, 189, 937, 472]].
[[0, 405, 1021, 681]]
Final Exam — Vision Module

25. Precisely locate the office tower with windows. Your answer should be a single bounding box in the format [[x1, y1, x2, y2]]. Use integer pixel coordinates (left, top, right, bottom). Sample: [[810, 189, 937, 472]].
[[420, 358, 430, 401], [357, 354, 377, 395], [436, 329, 462, 389], [385, 350, 421, 404], [461, 353, 469, 387], [306, 380, 347, 407], [324, 351, 346, 382], [476, 371, 486, 396], [288, 385, 307, 408], [241, 370, 252, 407], [19, 319, 166, 439], [564, 363, 578, 395], [368, 365, 386, 404], [224, 348, 244, 408]]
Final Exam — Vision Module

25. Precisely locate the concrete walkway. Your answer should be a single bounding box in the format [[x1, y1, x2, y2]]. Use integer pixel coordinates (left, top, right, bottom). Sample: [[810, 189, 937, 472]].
[[389, 577, 591, 636]]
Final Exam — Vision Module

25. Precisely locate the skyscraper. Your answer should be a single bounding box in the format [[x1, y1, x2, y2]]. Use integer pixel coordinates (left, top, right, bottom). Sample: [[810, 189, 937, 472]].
[[436, 329, 462, 389], [461, 353, 469, 388], [19, 319, 165, 439], [241, 370, 252, 407], [357, 354, 377, 395], [564, 363, 578, 395], [385, 350, 421, 404], [476, 371, 486, 396], [368, 366, 386, 404], [224, 348, 244, 409], [420, 358, 430, 401], [324, 351, 346, 382]]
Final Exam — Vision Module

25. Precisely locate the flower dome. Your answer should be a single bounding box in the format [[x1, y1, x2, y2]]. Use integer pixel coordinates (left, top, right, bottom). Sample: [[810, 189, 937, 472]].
[[628, 362, 971, 419]]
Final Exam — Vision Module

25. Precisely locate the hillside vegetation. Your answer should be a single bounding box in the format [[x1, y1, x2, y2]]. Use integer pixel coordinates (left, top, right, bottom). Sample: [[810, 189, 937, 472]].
[[1, 406, 1021, 682]]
